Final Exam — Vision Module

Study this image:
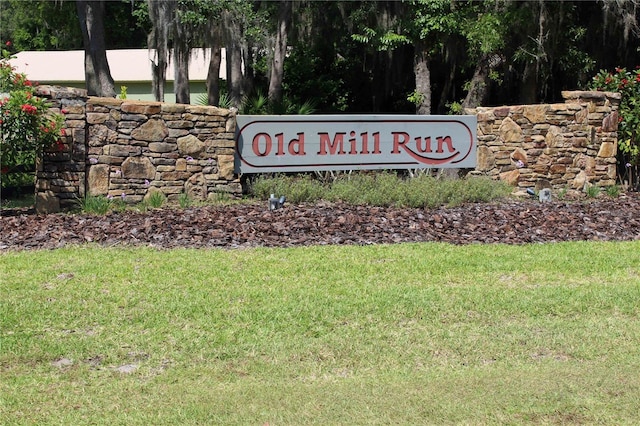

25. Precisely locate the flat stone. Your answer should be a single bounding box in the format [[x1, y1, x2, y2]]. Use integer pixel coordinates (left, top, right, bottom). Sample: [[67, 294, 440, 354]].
[[131, 119, 168, 142], [523, 105, 548, 124], [545, 125, 563, 148], [597, 142, 616, 158], [185, 172, 206, 200], [35, 190, 61, 214], [122, 102, 162, 114], [122, 157, 156, 179], [499, 169, 520, 186], [217, 154, 235, 180], [601, 111, 619, 132], [88, 164, 109, 195], [476, 146, 495, 171], [149, 142, 177, 153], [499, 117, 523, 143], [177, 134, 205, 157]]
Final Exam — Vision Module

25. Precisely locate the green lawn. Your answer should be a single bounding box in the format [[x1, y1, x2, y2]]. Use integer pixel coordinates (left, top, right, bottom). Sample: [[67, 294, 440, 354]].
[[2, 242, 640, 425]]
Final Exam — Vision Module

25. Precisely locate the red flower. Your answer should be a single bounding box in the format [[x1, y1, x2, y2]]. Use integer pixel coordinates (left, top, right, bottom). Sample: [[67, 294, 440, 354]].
[[61, 108, 69, 114], [60, 128, 66, 136], [21, 104, 37, 114], [4, 41, 11, 47]]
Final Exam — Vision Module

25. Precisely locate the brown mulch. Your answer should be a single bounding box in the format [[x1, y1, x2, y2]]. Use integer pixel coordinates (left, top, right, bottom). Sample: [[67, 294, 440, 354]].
[[1, 194, 640, 251]]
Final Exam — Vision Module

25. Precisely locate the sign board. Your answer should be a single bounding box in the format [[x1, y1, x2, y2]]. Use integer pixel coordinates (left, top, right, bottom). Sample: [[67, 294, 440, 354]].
[[235, 115, 476, 173]]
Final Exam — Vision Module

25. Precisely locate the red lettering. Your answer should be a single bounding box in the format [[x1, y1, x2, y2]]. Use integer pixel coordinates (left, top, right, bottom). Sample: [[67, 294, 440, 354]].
[[436, 136, 454, 153], [289, 133, 306, 155], [392, 132, 410, 154], [252, 133, 272, 157], [372, 132, 381, 154], [318, 132, 346, 155], [349, 131, 357, 155], [415, 136, 432, 153], [360, 132, 369, 154], [275, 133, 285, 155]]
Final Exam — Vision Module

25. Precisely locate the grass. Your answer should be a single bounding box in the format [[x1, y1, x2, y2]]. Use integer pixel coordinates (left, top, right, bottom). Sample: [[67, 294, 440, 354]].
[[2, 241, 640, 424]]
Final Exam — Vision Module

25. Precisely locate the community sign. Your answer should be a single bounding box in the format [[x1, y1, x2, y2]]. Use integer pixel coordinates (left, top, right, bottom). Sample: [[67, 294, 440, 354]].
[[235, 115, 477, 173]]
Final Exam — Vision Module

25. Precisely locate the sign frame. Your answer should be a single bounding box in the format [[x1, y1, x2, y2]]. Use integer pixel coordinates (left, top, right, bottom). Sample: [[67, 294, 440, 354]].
[[235, 114, 477, 174]]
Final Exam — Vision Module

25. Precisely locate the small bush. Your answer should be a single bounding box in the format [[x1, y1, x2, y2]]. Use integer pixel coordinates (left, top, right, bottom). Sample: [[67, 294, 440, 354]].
[[248, 171, 512, 208], [605, 185, 621, 198], [147, 191, 166, 208], [178, 192, 192, 208], [585, 185, 601, 198], [80, 195, 111, 215]]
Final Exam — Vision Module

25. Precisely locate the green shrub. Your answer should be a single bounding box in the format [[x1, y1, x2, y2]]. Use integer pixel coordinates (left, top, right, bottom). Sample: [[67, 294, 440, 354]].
[[605, 184, 621, 198], [585, 185, 601, 198], [248, 171, 512, 208], [178, 192, 192, 208], [79, 194, 111, 215], [147, 191, 166, 208]]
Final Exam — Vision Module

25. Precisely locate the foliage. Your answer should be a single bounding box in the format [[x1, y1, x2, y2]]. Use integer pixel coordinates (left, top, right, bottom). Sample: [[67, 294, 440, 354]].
[[585, 184, 601, 199], [178, 192, 192, 209], [249, 172, 512, 208], [605, 184, 621, 198], [591, 67, 640, 158], [146, 190, 166, 209], [591, 66, 640, 189], [0, 42, 64, 180], [78, 194, 112, 215], [241, 90, 316, 115]]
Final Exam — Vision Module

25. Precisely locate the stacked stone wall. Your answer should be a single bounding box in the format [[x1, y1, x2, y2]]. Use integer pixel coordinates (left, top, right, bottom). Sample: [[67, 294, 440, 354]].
[[35, 85, 239, 213], [35, 86, 620, 213], [467, 90, 620, 193]]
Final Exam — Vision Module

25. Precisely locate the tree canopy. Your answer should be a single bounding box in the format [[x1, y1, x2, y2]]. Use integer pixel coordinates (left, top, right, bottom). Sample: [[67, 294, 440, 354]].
[[0, 0, 638, 113]]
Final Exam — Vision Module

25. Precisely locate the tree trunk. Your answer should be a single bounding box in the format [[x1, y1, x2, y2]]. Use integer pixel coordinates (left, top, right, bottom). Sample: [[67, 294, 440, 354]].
[[413, 40, 431, 115], [172, 3, 190, 105], [76, 0, 115, 97], [207, 45, 222, 106], [173, 43, 190, 104], [462, 54, 504, 109], [224, 10, 245, 109], [268, 0, 292, 103], [148, 0, 175, 102]]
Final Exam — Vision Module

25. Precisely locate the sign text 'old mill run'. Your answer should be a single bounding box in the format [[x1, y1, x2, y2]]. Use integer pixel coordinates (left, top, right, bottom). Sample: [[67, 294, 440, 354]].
[[235, 115, 477, 173]]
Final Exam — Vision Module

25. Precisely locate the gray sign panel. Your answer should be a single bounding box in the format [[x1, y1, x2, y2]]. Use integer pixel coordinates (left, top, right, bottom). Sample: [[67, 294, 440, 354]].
[[235, 115, 477, 173]]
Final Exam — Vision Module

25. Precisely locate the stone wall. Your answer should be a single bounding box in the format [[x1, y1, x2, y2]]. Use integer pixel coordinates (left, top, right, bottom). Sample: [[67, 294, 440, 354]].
[[35, 85, 239, 213], [35, 86, 619, 213], [467, 90, 620, 194]]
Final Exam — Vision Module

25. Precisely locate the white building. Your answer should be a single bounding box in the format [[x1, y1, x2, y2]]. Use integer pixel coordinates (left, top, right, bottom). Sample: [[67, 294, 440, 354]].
[[9, 48, 227, 103]]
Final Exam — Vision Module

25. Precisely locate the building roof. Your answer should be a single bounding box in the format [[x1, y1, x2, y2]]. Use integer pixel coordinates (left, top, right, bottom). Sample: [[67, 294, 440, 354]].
[[9, 48, 226, 83]]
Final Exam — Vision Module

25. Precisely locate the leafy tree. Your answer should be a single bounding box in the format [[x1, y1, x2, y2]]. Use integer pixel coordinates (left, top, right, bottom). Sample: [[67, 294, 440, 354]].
[[0, 0, 82, 51]]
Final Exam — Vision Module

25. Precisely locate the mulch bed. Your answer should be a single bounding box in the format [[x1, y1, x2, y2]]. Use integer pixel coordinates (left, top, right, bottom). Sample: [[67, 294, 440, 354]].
[[1, 194, 640, 251]]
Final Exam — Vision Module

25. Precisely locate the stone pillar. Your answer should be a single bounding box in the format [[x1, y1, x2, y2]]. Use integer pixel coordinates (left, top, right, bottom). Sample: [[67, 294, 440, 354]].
[[35, 85, 88, 213]]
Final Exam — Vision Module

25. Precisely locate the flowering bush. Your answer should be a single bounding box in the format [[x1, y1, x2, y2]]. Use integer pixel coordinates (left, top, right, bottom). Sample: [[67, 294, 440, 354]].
[[1, 41, 65, 179], [591, 66, 640, 189]]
